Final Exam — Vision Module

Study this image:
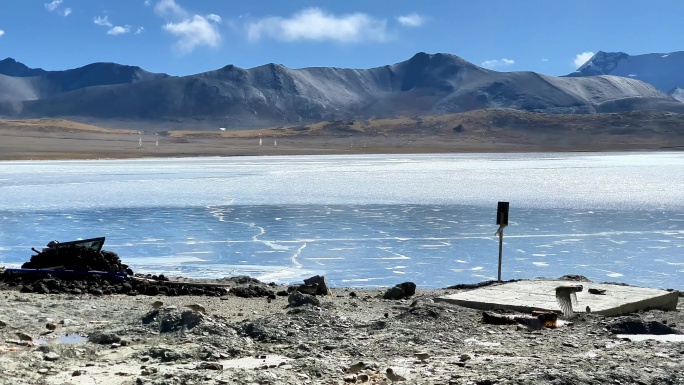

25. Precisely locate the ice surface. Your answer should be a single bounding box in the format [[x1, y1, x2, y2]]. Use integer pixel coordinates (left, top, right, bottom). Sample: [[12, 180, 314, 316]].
[[0, 153, 682, 288]]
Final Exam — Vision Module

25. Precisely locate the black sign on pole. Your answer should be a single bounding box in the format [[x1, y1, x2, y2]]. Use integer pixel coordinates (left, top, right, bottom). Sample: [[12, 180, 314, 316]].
[[497, 201, 509, 226], [496, 201, 509, 282]]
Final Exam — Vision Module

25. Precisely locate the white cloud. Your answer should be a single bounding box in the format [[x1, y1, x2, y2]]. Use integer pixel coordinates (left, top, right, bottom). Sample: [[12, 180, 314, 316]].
[[573, 51, 595, 68], [136, 26, 145, 34], [63, 7, 71, 16], [541, 58, 549, 62], [247, 7, 388, 43], [144, 0, 151, 5], [163, 15, 221, 54], [155, 0, 187, 18], [94, 15, 113, 27], [107, 25, 131, 35], [481, 58, 515, 69], [152, 0, 222, 54], [0, 30, 4, 37], [206, 14, 222, 24], [94, 15, 130, 36], [45, 0, 62, 12], [397, 13, 425, 27]]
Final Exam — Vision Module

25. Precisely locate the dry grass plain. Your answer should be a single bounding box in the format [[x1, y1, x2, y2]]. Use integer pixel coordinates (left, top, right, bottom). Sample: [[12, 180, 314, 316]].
[[1, 109, 682, 160]]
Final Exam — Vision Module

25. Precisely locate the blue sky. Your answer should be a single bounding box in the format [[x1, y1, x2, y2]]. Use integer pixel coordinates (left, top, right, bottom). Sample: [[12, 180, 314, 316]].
[[0, 0, 681, 76]]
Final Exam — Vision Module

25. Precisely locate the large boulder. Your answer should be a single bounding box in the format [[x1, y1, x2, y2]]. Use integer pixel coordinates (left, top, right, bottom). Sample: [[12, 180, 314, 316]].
[[383, 282, 417, 300], [295, 275, 331, 296]]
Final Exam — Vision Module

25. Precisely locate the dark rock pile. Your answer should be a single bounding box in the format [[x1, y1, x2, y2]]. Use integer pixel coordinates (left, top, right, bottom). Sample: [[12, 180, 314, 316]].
[[286, 274, 331, 296], [0, 271, 230, 297], [0, 241, 281, 297], [22, 246, 132, 275]]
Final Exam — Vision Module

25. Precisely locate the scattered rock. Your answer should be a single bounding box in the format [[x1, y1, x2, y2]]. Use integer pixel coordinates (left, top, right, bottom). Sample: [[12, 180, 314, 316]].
[[559, 275, 591, 282], [180, 310, 204, 329], [231, 285, 274, 298], [88, 331, 121, 344], [154, 309, 206, 333], [588, 288, 607, 295], [383, 282, 416, 300], [383, 286, 405, 300], [225, 276, 261, 284], [44, 352, 60, 361], [141, 367, 158, 376], [608, 317, 680, 335], [296, 284, 319, 296], [146, 347, 189, 362], [196, 362, 223, 370], [15, 332, 33, 341], [287, 292, 321, 307], [185, 303, 206, 313], [145, 285, 160, 296]]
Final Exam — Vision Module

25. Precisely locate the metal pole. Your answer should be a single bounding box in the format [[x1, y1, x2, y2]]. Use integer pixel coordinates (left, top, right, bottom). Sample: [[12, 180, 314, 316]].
[[498, 226, 503, 282], [497, 212, 504, 282]]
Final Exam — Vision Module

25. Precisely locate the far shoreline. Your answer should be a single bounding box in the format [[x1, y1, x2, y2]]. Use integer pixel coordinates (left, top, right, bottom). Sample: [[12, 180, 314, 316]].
[[1, 110, 683, 160], [1, 128, 681, 162]]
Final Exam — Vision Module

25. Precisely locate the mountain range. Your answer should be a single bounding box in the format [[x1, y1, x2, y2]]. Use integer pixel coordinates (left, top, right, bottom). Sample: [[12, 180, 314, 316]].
[[1, 52, 683, 129]]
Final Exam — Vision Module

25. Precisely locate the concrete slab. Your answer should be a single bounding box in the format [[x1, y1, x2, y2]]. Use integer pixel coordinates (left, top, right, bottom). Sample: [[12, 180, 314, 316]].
[[434, 280, 679, 317], [616, 334, 684, 342]]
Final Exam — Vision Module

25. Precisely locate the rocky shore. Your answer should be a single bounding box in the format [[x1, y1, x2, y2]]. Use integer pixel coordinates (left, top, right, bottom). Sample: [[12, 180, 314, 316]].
[[0, 272, 682, 385]]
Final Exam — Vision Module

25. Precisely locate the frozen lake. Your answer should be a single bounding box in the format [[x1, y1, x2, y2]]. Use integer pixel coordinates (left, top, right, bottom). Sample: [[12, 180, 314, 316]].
[[0, 152, 682, 289]]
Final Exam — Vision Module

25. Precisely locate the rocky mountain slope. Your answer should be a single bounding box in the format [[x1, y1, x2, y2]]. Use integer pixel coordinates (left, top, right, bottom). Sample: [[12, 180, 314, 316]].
[[1, 52, 682, 128], [568, 51, 684, 101], [0, 59, 169, 103]]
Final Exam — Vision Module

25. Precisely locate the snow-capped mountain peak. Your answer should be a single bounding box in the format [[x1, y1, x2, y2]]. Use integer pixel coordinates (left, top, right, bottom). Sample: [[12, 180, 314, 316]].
[[567, 51, 684, 102], [670, 87, 684, 103]]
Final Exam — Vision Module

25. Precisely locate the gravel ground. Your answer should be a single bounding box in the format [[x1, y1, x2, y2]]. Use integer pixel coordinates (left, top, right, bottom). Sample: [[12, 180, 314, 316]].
[[0, 277, 682, 385]]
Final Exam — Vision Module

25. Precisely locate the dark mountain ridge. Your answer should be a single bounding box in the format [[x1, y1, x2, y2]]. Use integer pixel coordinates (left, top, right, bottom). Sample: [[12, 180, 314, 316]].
[[1, 52, 682, 128], [0, 58, 47, 77], [0, 59, 170, 102]]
